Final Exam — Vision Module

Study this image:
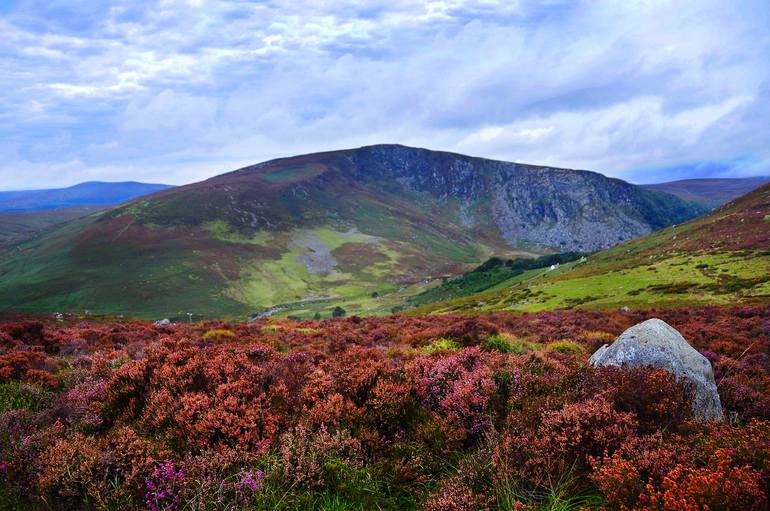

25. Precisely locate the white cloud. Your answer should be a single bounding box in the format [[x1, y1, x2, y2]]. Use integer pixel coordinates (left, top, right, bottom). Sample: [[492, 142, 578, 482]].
[[0, 0, 769, 189]]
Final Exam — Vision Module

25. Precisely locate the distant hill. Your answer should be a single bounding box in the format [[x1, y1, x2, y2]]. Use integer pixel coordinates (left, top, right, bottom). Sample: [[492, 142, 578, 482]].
[[0, 144, 707, 319], [414, 182, 770, 314], [0, 181, 174, 212], [641, 177, 770, 208]]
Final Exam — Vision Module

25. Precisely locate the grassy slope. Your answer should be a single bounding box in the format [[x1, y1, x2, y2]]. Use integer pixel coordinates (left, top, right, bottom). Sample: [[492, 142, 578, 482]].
[[414, 183, 770, 314], [0, 207, 105, 250], [0, 180, 527, 320]]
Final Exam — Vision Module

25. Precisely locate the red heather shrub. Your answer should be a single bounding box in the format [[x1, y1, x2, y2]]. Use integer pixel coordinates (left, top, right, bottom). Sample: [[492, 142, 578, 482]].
[[409, 317, 500, 348], [596, 448, 766, 511], [653, 449, 766, 511], [1, 321, 45, 346], [411, 347, 497, 439], [424, 477, 493, 511], [591, 433, 691, 507], [583, 367, 694, 433], [279, 424, 361, 489], [0, 307, 767, 509], [0, 349, 59, 387], [365, 374, 418, 437], [495, 396, 638, 490], [689, 419, 770, 486], [38, 433, 103, 506], [718, 373, 770, 420], [504, 352, 583, 426], [0, 330, 15, 351], [424, 451, 495, 511], [104, 342, 289, 452], [412, 412, 469, 457], [593, 419, 770, 510]]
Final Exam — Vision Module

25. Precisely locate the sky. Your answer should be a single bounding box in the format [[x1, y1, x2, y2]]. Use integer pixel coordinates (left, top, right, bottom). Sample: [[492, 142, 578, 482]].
[[1, 0, 769, 190]]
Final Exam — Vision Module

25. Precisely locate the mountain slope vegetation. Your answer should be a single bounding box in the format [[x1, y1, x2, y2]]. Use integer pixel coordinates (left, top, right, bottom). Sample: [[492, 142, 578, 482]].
[[0, 207, 106, 251], [415, 182, 770, 314], [0, 145, 706, 319]]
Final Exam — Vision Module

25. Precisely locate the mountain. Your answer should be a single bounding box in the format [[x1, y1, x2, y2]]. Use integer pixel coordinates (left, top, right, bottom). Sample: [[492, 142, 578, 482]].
[[641, 177, 770, 208], [0, 144, 707, 319], [0, 181, 174, 212], [414, 182, 770, 314]]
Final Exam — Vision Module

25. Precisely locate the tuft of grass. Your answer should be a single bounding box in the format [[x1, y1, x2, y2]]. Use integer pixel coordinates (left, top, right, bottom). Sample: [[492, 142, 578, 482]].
[[484, 333, 539, 354], [546, 340, 586, 355], [582, 331, 614, 343], [0, 382, 51, 413], [496, 470, 604, 511], [424, 338, 460, 352], [202, 329, 236, 340]]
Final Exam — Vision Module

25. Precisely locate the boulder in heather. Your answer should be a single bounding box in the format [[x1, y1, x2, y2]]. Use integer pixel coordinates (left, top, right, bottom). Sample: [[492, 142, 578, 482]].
[[589, 318, 722, 422]]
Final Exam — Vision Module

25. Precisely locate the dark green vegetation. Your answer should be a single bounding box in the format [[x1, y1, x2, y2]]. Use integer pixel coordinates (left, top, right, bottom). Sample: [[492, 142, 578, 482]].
[[415, 182, 770, 314], [0, 145, 705, 319], [0, 181, 173, 212], [640, 176, 770, 208], [407, 252, 584, 308]]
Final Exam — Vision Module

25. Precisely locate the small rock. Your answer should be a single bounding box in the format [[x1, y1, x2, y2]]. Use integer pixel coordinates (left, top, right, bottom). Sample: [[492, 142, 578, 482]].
[[154, 318, 171, 327], [620, 306, 632, 313], [589, 318, 722, 422]]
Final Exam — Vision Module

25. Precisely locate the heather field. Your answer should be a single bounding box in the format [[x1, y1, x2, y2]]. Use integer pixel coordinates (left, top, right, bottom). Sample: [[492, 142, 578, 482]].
[[0, 307, 768, 510]]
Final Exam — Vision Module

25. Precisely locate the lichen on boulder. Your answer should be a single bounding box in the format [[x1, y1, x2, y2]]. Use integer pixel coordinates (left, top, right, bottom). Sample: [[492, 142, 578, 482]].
[[589, 318, 723, 421]]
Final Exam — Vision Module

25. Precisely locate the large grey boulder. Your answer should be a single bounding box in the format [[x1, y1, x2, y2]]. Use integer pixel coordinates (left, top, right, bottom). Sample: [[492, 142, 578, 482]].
[[589, 318, 722, 422]]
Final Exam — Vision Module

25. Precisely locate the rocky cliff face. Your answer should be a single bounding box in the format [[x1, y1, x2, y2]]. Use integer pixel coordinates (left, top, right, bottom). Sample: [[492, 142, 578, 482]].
[[126, 144, 706, 252], [344, 145, 704, 251]]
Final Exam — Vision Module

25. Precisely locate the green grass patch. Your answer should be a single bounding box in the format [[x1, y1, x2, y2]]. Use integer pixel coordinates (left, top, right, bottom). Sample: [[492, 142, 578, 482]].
[[546, 340, 586, 355], [484, 333, 539, 354], [424, 338, 460, 352], [0, 382, 51, 413], [416, 250, 770, 314], [202, 329, 236, 340]]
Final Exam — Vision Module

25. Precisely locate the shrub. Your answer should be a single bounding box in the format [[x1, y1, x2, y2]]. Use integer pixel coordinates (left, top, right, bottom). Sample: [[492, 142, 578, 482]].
[[202, 329, 236, 340], [280, 425, 361, 490], [594, 446, 767, 510], [484, 333, 537, 354], [424, 338, 460, 352], [546, 339, 586, 355], [0, 307, 766, 509], [0, 382, 50, 413], [495, 396, 638, 490], [412, 348, 497, 439], [584, 367, 694, 433]]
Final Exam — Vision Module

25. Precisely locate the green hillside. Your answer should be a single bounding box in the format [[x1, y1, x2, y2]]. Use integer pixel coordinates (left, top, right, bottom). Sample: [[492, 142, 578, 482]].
[[413, 183, 770, 314]]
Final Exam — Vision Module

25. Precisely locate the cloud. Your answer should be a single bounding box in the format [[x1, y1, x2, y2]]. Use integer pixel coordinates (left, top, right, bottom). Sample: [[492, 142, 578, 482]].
[[0, 0, 769, 189]]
